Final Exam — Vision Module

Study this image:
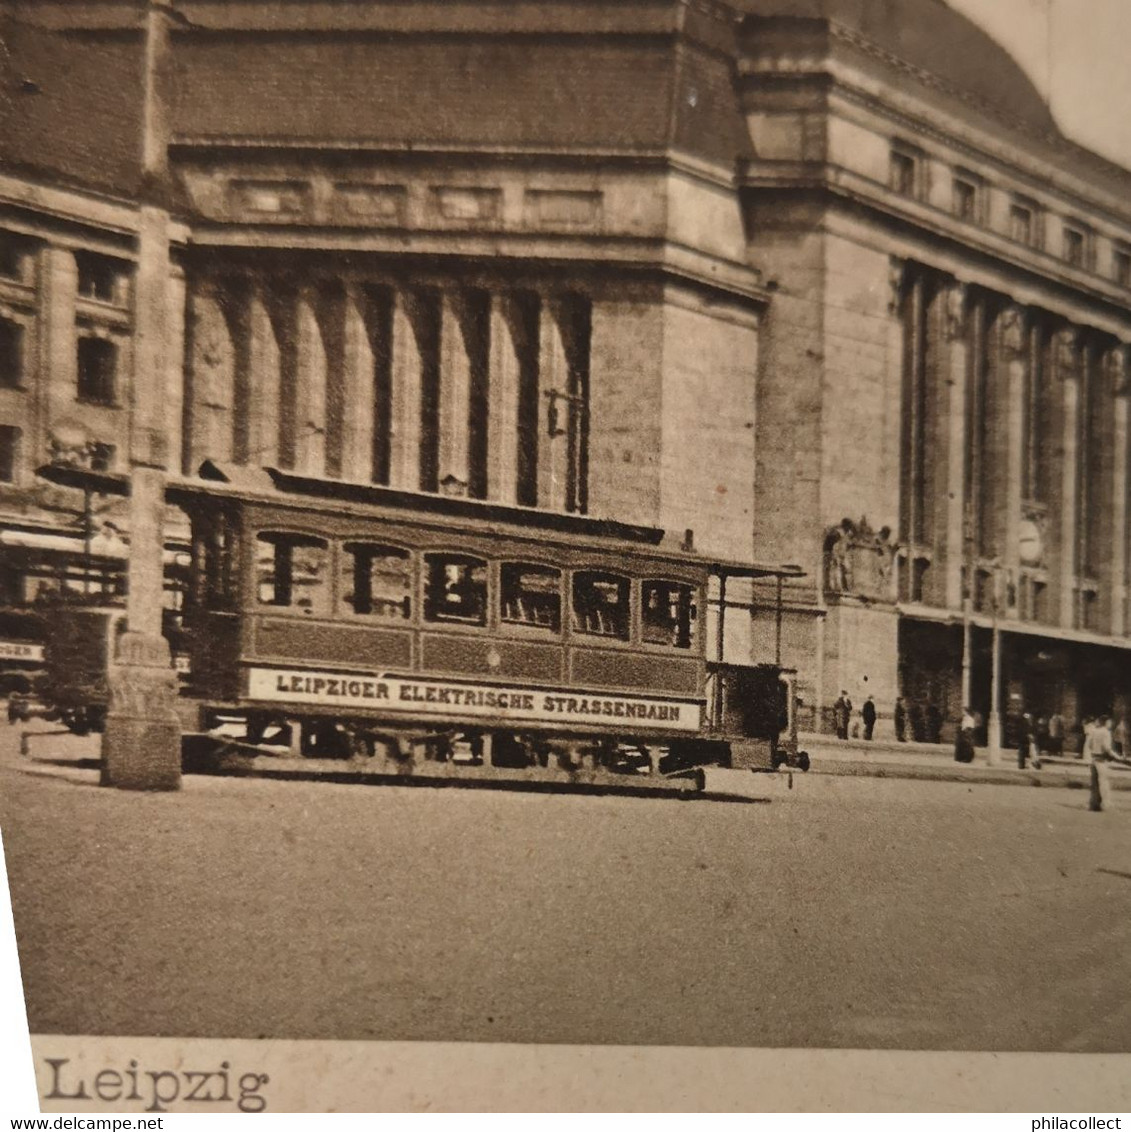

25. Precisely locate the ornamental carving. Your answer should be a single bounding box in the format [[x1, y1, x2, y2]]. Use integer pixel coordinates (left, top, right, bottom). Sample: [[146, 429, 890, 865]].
[[1000, 306, 1026, 359], [945, 283, 967, 341], [1103, 346, 1129, 396], [824, 517, 898, 602], [1055, 327, 1081, 378]]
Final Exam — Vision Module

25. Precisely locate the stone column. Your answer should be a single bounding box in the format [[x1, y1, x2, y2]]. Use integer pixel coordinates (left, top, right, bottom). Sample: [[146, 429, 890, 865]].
[[247, 282, 281, 468], [37, 245, 78, 462], [1000, 307, 1027, 619], [944, 283, 968, 611], [318, 283, 346, 480], [183, 280, 235, 471], [337, 285, 372, 483], [164, 260, 186, 473], [1108, 348, 1128, 637], [390, 288, 423, 492], [538, 298, 569, 512], [101, 202, 181, 790], [884, 259, 906, 599], [439, 290, 472, 492], [294, 284, 327, 477], [1056, 328, 1081, 629], [487, 293, 521, 505]]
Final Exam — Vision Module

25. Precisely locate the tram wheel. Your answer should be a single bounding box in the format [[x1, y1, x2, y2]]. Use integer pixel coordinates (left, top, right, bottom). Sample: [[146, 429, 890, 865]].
[[797, 751, 811, 772]]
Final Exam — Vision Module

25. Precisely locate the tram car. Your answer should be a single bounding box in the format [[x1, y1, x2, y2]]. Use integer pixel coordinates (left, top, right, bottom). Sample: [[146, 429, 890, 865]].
[[162, 462, 807, 777]]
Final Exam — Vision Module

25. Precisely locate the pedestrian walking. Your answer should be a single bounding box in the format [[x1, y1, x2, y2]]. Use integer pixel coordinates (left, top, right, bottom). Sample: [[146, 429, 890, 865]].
[[1017, 713, 1041, 770], [955, 706, 975, 764], [894, 696, 907, 742], [862, 696, 877, 741]]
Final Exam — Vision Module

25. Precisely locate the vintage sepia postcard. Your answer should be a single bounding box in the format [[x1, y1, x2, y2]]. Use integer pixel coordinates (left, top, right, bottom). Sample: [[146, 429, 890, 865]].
[[1, 0, 1130, 1114]]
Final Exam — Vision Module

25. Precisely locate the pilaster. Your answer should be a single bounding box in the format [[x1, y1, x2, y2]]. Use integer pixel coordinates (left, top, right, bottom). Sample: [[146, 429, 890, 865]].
[[439, 290, 472, 492], [38, 245, 78, 461], [294, 284, 327, 477], [390, 288, 423, 492], [487, 293, 521, 505], [338, 283, 376, 483], [247, 281, 280, 468], [1000, 306, 1027, 619], [1055, 328, 1081, 629], [943, 282, 968, 610], [1108, 347, 1128, 637]]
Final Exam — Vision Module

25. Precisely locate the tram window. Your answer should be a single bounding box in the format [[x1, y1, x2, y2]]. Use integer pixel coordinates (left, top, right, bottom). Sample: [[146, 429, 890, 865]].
[[500, 563, 561, 631], [342, 543, 412, 619], [424, 553, 487, 625], [641, 580, 696, 649], [256, 533, 329, 615], [571, 571, 629, 640], [195, 511, 239, 612]]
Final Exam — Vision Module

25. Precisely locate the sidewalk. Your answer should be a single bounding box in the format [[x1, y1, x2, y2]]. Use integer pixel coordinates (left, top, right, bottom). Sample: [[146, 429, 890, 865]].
[[5, 718, 1128, 794], [798, 731, 1131, 790]]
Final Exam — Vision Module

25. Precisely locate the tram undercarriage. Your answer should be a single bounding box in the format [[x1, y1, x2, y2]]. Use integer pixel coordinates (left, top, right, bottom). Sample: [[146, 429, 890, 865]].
[[189, 705, 741, 782]]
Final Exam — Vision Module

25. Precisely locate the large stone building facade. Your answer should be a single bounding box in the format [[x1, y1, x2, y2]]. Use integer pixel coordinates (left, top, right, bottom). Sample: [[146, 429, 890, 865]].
[[2, 0, 1129, 740]]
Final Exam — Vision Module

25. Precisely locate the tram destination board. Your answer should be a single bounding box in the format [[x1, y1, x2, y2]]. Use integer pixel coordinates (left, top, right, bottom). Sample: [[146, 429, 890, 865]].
[[246, 666, 703, 732]]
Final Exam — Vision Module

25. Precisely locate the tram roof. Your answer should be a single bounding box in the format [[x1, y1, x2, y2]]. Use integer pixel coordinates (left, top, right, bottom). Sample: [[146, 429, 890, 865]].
[[36, 461, 804, 580]]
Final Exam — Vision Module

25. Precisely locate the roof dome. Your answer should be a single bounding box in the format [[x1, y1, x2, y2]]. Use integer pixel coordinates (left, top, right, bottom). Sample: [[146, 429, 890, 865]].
[[734, 0, 1057, 134]]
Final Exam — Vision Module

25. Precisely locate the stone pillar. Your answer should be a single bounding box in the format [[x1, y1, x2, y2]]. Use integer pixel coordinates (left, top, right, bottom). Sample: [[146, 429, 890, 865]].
[[247, 282, 281, 468], [486, 293, 523, 505], [390, 288, 423, 492], [37, 245, 78, 460], [439, 290, 472, 492], [1000, 307, 1027, 619], [884, 259, 906, 600], [1109, 348, 1128, 637], [102, 204, 181, 790], [1056, 329, 1081, 629], [183, 280, 235, 471], [339, 285, 380, 484], [318, 282, 346, 480], [538, 298, 569, 512], [164, 260, 186, 473], [944, 283, 968, 611], [294, 284, 327, 477]]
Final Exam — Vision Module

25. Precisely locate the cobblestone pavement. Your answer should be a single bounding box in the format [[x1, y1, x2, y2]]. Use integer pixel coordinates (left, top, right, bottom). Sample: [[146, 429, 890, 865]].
[[3, 721, 1131, 1052]]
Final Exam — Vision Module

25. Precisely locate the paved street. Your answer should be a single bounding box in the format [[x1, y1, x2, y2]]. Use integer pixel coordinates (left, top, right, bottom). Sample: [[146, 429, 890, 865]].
[[3, 727, 1131, 1052]]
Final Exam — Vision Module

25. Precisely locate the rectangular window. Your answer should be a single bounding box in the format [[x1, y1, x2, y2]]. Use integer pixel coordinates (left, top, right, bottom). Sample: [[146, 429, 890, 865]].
[[255, 532, 330, 615], [76, 253, 123, 303], [424, 553, 487, 625], [1064, 225, 1086, 268], [641, 580, 696, 649], [500, 563, 561, 631], [0, 319, 23, 389], [193, 509, 240, 613], [890, 150, 918, 198], [77, 337, 117, 405], [0, 425, 19, 483], [1010, 202, 1034, 245], [1116, 247, 1131, 287], [342, 543, 412, 619], [953, 177, 978, 222], [571, 571, 629, 640]]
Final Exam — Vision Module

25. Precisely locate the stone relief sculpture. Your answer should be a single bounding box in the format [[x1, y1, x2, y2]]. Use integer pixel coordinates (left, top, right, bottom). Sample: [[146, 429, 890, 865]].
[[824, 517, 898, 600]]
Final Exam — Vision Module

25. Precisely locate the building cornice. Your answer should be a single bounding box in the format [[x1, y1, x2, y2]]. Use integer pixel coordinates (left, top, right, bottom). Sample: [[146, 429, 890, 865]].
[[741, 164, 1131, 330]]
